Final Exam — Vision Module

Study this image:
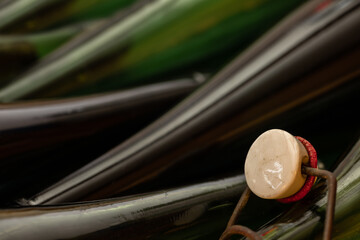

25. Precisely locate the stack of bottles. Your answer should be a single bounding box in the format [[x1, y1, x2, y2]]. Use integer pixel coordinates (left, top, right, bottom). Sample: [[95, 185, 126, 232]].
[[0, 0, 359, 239]]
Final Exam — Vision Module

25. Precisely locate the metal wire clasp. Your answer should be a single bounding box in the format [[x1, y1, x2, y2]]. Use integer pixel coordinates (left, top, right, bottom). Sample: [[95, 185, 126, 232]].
[[219, 167, 337, 240]]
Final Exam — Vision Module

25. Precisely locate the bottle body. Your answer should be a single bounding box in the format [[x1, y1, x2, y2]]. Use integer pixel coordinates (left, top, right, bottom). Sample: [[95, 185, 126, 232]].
[[0, 0, 304, 101], [0, 79, 200, 205], [22, 0, 360, 204]]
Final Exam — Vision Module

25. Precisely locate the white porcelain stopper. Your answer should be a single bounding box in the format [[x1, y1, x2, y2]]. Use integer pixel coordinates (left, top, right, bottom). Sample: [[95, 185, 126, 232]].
[[244, 129, 309, 199]]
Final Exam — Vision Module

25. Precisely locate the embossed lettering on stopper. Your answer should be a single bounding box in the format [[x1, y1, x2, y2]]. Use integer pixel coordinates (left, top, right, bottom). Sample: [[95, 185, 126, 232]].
[[244, 129, 309, 199]]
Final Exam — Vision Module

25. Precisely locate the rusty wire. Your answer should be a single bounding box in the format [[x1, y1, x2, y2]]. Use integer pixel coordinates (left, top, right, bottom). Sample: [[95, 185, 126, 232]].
[[220, 167, 337, 240], [302, 166, 337, 240], [219, 186, 262, 240]]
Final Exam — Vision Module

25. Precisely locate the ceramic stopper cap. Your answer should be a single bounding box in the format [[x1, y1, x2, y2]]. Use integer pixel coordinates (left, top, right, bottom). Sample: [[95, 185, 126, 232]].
[[244, 129, 309, 199]]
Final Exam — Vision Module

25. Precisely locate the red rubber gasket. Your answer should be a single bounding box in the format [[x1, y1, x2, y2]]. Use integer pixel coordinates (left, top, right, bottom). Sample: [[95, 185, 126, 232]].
[[277, 136, 317, 203]]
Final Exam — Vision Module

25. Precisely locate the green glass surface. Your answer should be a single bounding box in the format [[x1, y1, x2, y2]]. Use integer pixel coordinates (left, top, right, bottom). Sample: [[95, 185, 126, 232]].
[[0, 0, 61, 31], [0, 0, 136, 33], [0, 21, 99, 86], [0, 0, 304, 101]]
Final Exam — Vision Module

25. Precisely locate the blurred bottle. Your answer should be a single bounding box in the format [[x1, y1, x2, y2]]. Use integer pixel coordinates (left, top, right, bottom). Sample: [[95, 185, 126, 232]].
[[19, 0, 360, 205], [0, 21, 100, 86], [0, 0, 304, 101], [0, 0, 136, 33]]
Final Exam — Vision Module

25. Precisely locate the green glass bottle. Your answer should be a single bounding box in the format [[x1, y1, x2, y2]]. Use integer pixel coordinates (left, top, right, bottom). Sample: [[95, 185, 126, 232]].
[[0, 21, 99, 86], [0, 137, 359, 239], [0, 0, 136, 33], [0, 176, 246, 239], [19, 0, 360, 205], [0, 0, 304, 101]]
